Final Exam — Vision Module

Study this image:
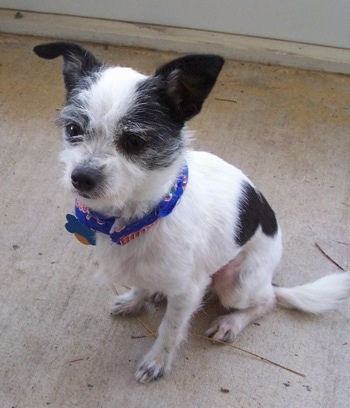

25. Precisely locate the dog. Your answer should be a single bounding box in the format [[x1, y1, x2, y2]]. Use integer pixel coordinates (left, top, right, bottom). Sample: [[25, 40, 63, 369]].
[[34, 42, 350, 383]]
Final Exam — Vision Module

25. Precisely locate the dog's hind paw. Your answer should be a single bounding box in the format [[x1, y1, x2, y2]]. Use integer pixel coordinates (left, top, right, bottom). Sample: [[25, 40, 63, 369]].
[[205, 315, 239, 343], [110, 289, 145, 316]]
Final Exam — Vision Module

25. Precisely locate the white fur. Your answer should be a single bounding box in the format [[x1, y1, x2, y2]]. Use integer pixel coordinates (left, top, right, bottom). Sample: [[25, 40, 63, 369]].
[[275, 273, 350, 314], [57, 61, 350, 384]]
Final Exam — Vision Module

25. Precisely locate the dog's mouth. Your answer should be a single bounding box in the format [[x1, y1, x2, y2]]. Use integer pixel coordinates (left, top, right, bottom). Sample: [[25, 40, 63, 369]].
[[74, 189, 103, 201], [70, 184, 100, 200], [77, 191, 93, 199]]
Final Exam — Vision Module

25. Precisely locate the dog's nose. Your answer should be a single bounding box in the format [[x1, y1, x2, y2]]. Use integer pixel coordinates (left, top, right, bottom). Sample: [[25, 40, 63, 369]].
[[71, 168, 100, 192]]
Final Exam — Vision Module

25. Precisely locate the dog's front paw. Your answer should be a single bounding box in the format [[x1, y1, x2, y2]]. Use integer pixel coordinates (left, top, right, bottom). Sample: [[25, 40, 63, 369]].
[[110, 289, 145, 316], [135, 351, 171, 384], [135, 343, 172, 384]]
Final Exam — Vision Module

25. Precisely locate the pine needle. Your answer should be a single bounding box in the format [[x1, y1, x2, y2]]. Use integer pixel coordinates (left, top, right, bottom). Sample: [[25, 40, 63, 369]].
[[135, 317, 306, 378], [136, 317, 157, 336], [191, 333, 306, 378], [315, 242, 345, 271]]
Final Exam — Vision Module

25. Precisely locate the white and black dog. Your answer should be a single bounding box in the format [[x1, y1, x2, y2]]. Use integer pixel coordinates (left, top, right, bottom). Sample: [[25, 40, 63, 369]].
[[34, 42, 350, 383]]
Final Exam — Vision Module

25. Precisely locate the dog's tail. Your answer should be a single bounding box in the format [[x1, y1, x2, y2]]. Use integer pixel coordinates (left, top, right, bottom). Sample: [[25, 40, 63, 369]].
[[274, 272, 350, 314]]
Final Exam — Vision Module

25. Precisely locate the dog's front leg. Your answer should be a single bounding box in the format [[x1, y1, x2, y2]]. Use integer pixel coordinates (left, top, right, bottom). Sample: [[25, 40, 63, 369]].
[[135, 285, 204, 383]]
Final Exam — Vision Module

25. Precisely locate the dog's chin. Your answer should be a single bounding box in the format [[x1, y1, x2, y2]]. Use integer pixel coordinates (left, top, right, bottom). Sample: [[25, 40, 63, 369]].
[[73, 190, 122, 216], [74, 193, 103, 211]]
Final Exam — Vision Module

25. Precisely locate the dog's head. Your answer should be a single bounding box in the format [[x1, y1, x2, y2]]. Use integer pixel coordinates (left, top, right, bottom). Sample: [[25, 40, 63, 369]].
[[34, 42, 224, 215]]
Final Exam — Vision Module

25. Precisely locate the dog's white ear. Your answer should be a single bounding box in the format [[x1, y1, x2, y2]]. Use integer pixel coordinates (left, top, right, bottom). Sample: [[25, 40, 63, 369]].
[[33, 42, 103, 95], [154, 54, 224, 121]]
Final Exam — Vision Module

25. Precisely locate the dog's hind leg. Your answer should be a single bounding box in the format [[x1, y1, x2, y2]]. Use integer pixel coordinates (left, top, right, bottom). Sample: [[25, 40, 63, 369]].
[[207, 232, 282, 342], [206, 288, 276, 342]]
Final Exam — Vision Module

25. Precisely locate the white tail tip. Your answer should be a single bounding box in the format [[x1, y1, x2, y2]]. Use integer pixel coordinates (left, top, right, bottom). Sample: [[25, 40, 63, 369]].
[[275, 272, 350, 314]]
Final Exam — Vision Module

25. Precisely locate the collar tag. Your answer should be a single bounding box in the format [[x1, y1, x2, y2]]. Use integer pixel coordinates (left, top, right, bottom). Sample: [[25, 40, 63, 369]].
[[65, 214, 96, 245]]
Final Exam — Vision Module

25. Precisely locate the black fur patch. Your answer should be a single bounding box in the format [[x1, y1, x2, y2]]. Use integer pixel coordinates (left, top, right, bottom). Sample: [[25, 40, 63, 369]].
[[154, 54, 224, 122], [33, 42, 104, 95], [235, 181, 278, 246], [116, 76, 185, 169]]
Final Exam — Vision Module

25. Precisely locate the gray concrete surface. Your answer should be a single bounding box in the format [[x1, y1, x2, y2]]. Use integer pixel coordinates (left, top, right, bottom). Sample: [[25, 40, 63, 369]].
[[1, 34, 349, 408]]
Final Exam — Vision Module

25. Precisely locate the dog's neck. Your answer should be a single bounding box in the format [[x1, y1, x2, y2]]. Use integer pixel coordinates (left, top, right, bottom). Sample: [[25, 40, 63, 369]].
[[117, 151, 192, 222], [79, 157, 188, 222]]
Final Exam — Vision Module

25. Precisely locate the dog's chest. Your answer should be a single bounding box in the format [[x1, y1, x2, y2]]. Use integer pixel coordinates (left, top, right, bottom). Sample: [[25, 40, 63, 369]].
[[94, 232, 190, 293]]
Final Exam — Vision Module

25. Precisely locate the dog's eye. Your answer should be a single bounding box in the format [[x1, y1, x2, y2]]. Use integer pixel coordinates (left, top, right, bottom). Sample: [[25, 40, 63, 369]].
[[65, 124, 83, 138], [122, 134, 147, 154]]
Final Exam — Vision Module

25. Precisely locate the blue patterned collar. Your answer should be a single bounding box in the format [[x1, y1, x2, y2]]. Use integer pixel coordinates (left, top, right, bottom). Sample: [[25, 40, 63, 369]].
[[65, 164, 188, 246]]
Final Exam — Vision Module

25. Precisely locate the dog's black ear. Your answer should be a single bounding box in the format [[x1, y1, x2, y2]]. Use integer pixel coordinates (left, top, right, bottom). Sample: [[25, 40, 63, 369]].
[[155, 54, 224, 121], [33, 42, 103, 94]]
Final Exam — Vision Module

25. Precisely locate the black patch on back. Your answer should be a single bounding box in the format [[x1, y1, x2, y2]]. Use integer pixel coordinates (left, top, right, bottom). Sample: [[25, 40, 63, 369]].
[[235, 181, 278, 246]]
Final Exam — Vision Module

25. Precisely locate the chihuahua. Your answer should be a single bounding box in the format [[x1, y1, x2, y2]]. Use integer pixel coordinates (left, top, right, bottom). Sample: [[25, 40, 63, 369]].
[[34, 42, 350, 383]]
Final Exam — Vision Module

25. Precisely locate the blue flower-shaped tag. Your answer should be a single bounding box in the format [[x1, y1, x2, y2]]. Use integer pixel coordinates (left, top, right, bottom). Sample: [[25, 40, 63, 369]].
[[65, 214, 96, 245]]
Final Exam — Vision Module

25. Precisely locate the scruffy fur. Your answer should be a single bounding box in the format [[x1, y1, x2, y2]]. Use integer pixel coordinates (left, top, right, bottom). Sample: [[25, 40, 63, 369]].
[[34, 42, 350, 383]]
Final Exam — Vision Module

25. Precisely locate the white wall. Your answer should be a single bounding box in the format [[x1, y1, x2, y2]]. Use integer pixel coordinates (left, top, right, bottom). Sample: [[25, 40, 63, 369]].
[[1, 0, 349, 49]]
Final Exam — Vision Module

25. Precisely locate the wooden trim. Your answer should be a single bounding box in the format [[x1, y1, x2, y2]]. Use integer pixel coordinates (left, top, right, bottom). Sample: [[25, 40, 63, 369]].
[[1, 8, 350, 74]]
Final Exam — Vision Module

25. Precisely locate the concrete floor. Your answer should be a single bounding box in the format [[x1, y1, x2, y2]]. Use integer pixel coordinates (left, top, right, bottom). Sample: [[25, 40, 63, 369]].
[[1, 34, 349, 408]]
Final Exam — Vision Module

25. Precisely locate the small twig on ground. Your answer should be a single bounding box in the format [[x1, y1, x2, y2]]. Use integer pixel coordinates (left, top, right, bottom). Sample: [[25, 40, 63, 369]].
[[315, 242, 345, 271], [215, 98, 238, 103], [332, 240, 350, 246], [63, 357, 86, 365], [131, 334, 155, 339], [111, 283, 120, 295]]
